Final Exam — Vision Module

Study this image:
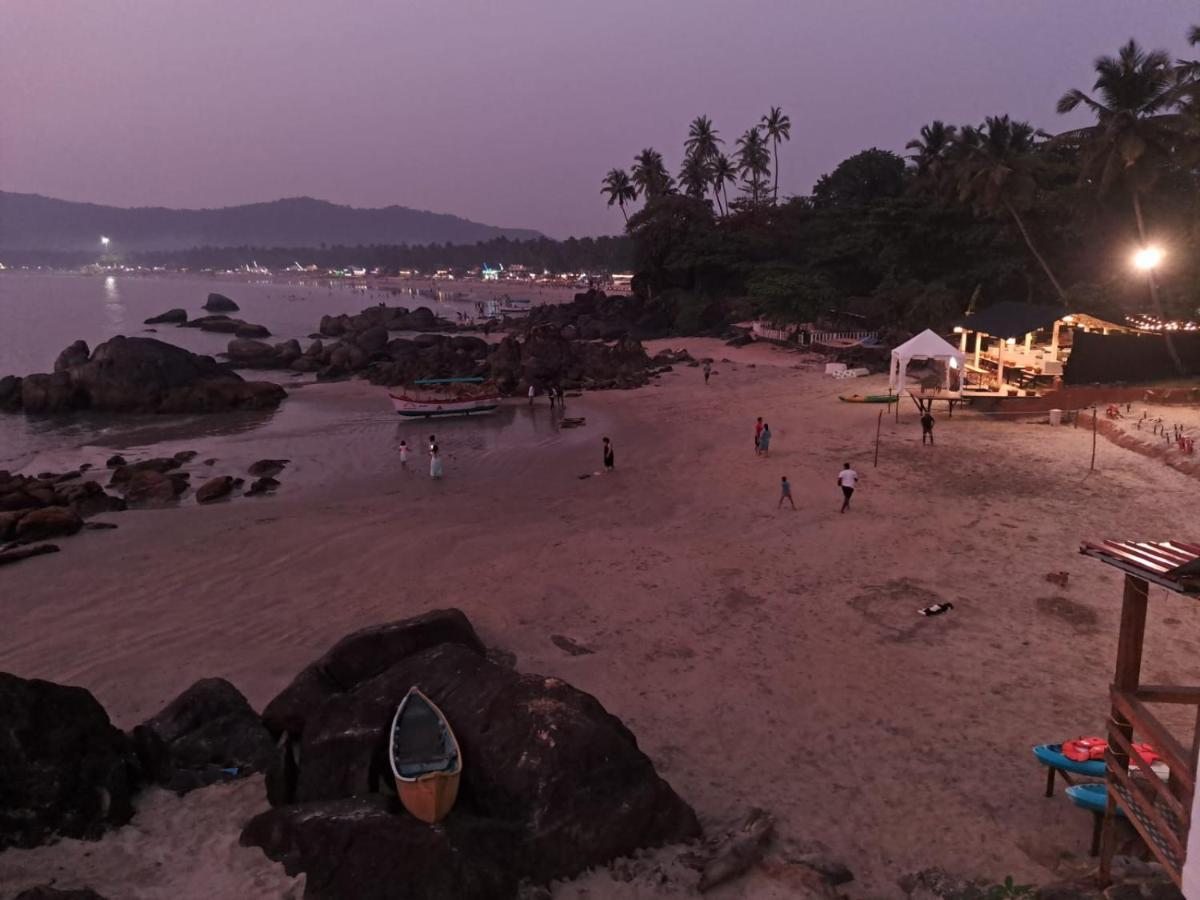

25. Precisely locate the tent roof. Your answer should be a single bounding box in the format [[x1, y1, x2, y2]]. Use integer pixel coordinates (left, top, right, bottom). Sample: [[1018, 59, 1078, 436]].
[[891, 328, 963, 359], [954, 301, 1064, 339]]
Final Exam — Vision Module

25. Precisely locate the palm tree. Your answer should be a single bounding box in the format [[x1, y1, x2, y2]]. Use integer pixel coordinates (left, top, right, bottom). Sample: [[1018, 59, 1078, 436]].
[[760, 106, 792, 203], [905, 120, 959, 185], [952, 115, 1067, 301], [710, 153, 737, 216], [1055, 39, 1196, 369], [631, 148, 673, 200], [678, 153, 713, 201], [600, 168, 638, 223], [685, 115, 723, 163], [735, 127, 771, 206]]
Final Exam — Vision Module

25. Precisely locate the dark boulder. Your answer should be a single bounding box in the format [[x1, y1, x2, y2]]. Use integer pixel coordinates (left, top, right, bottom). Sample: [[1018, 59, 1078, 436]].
[[318, 314, 345, 337], [0, 374, 23, 411], [131, 678, 275, 795], [0, 509, 29, 540], [181, 314, 241, 333], [261, 608, 486, 738], [14, 507, 83, 542], [105, 454, 126, 468], [234, 323, 272, 339], [54, 340, 90, 373], [304, 339, 324, 357], [274, 339, 302, 364], [248, 458, 289, 478], [144, 308, 188, 325], [225, 339, 280, 369], [122, 469, 187, 505], [246, 476, 280, 496], [203, 292, 239, 312], [406, 307, 437, 330], [195, 476, 235, 503], [173, 450, 198, 462], [108, 457, 182, 484], [356, 325, 390, 354], [289, 357, 321, 373], [0, 673, 141, 849], [21, 372, 83, 413]]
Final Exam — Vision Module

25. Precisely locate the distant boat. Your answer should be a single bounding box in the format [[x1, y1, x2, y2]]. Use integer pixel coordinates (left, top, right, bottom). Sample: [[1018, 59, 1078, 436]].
[[838, 393, 892, 403], [499, 296, 532, 315], [388, 376, 500, 418], [389, 687, 462, 824]]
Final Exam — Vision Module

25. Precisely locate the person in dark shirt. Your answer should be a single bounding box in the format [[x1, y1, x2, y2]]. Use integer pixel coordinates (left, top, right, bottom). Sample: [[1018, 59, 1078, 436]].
[[921, 411, 935, 446], [602, 437, 615, 472]]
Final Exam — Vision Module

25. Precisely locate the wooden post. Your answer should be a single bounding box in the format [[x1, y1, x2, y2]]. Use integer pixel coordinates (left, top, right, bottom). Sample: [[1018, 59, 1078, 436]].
[[974, 332, 982, 368], [1091, 407, 1098, 471], [1099, 574, 1150, 885], [874, 409, 882, 468]]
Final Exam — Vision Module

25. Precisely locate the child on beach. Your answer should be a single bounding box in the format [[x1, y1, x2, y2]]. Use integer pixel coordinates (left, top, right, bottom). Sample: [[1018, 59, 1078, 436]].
[[602, 437, 615, 472], [430, 444, 443, 480], [837, 463, 858, 512], [398, 440, 409, 468], [778, 476, 795, 509], [703, 361, 712, 384], [921, 411, 935, 445], [758, 423, 772, 457]]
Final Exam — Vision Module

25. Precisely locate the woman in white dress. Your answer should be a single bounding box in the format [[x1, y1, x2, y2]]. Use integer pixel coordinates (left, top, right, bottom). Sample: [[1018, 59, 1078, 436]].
[[430, 444, 444, 480]]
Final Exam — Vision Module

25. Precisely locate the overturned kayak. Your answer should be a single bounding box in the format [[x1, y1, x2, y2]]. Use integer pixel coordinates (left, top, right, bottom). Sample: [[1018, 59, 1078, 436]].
[[389, 687, 462, 824], [838, 394, 892, 403]]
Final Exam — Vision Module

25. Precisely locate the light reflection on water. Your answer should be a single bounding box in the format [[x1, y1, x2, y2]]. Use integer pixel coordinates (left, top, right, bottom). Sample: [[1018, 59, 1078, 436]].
[[102, 275, 124, 334]]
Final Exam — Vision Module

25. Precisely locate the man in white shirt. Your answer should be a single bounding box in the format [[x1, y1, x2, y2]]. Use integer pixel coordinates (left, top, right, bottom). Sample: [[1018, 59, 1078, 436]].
[[837, 463, 859, 513]]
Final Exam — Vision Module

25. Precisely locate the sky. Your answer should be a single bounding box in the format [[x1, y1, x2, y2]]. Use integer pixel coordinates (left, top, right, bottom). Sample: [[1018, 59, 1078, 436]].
[[2, 1, 1197, 238]]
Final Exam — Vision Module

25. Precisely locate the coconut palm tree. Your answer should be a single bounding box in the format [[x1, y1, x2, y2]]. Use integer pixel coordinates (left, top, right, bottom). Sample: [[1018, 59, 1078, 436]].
[[685, 115, 723, 163], [711, 153, 737, 216], [631, 148, 674, 200], [760, 106, 792, 203], [601, 168, 639, 223], [735, 127, 771, 206], [1055, 39, 1197, 369], [905, 120, 959, 186], [678, 153, 714, 201], [952, 115, 1067, 301]]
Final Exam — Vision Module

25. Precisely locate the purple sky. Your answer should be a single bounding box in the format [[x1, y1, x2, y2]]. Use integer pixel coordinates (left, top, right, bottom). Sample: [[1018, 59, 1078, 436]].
[[2, 1, 1195, 238]]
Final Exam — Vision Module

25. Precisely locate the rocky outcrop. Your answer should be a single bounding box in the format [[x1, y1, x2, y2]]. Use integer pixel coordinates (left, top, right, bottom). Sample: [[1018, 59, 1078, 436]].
[[131, 678, 275, 795], [0, 673, 141, 850], [180, 315, 270, 337], [245, 609, 699, 899], [14, 507, 83, 542], [203, 292, 239, 312], [1, 337, 286, 415], [524, 289, 675, 340], [144, 308, 188, 325], [225, 339, 302, 370], [195, 476, 235, 503], [248, 459, 289, 478], [54, 340, 91, 373], [122, 469, 189, 505], [0, 473, 125, 528], [486, 327, 652, 393]]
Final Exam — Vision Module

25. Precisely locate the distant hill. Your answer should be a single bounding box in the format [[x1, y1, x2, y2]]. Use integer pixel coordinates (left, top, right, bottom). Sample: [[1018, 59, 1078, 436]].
[[0, 192, 543, 252]]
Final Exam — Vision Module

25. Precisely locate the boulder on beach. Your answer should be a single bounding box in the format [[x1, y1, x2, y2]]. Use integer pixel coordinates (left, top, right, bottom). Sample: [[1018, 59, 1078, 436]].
[[235, 323, 272, 339], [203, 292, 239, 312], [144, 309, 188, 325], [54, 340, 90, 373], [195, 475, 235, 503], [248, 458, 289, 478], [132, 677, 275, 795], [122, 469, 188, 505], [14, 506, 83, 542], [0, 673, 141, 850], [246, 609, 699, 899], [247, 476, 280, 495]]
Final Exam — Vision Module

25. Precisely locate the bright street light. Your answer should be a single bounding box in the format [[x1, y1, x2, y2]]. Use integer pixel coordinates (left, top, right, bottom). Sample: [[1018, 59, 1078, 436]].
[[1133, 246, 1163, 271], [100, 236, 110, 247]]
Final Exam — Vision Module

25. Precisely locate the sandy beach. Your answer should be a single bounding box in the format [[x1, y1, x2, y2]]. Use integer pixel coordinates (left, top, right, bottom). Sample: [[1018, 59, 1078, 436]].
[[2, 339, 1199, 898]]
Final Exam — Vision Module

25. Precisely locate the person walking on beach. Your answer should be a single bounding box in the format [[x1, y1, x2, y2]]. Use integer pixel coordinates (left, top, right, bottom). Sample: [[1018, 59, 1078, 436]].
[[758, 423, 772, 457], [754, 417, 764, 454], [398, 440, 410, 469], [602, 437, 615, 472], [778, 475, 796, 510], [430, 444, 444, 480], [921, 410, 935, 446], [528, 384, 536, 406], [837, 463, 859, 513], [428, 434, 436, 455], [703, 361, 712, 385]]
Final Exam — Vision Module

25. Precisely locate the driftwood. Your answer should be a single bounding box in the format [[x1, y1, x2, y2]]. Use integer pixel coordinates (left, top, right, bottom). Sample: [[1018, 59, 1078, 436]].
[[697, 807, 775, 892], [0, 543, 61, 567]]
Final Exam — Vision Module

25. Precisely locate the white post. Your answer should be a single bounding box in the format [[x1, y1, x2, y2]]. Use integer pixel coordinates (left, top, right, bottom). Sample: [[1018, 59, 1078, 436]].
[[996, 339, 1005, 392], [959, 330, 968, 352], [1051, 320, 1061, 357], [974, 332, 982, 367]]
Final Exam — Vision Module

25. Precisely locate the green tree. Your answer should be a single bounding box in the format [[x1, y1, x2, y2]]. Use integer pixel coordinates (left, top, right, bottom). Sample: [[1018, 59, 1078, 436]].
[[761, 106, 792, 203], [905, 120, 958, 185], [632, 148, 674, 200], [710, 153, 737, 217], [811, 148, 906, 208], [735, 127, 771, 205], [600, 168, 639, 223], [678, 153, 714, 201], [952, 115, 1066, 300], [685, 115, 723, 162]]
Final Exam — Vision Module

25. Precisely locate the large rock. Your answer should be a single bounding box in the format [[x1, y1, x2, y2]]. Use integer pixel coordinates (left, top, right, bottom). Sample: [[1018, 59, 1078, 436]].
[[132, 678, 275, 795], [356, 325, 389, 354], [0, 673, 141, 849], [195, 476, 235, 503], [226, 339, 280, 369], [20, 372, 82, 413], [0, 374, 23, 411], [0, 509, 29, 540], [203, 292, 239, 312], [144, 308, 188, 325], [54, 340, 90, 373], [248, 611, 699, 898], [123, 469, 188, 505], [235, 322, 272, 339], [14, 507, 83, 542]]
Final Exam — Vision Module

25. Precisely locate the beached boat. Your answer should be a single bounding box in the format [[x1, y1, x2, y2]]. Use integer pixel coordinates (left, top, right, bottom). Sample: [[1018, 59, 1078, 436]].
[[388, 377, 500, 418], [838, 393, 893, 403], [389, 687, 462, 824], [499, 297, 532, 315]]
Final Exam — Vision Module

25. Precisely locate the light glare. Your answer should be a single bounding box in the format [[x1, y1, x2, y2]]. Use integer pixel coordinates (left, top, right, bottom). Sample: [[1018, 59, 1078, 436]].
[[1133, 246, 1163, 271]]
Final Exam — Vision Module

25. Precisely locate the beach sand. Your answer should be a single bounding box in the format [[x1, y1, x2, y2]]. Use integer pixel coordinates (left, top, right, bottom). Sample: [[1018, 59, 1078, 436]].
[[2, 339, 1199, 898]]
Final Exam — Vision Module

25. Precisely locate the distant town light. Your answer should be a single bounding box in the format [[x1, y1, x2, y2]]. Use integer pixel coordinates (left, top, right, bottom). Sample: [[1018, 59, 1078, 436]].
[[952, 326, 964, 334], [1006, 337, 1016, 346], [1133, 246, 1164, 271], [100, 236, 110, 246]]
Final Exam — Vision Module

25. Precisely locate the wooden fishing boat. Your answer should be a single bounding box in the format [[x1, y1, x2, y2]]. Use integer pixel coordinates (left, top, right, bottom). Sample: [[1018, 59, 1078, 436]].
[[389, 687, 462, 824], [838, 393, 892, 403], [388, 376, 500, 418]]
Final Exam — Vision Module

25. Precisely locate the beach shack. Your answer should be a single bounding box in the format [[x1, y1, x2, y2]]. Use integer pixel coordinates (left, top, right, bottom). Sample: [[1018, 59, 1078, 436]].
[[1079, 539, 1200, 889], [953, 302, 1134, 395], [888, 329, 965, 410]]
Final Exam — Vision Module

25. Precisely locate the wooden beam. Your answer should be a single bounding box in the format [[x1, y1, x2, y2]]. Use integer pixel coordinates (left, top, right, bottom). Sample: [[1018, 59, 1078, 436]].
[[1113, 575, 1149, 691], [1136, 685, 1200, 705], [1110, 689, 1194, 794]]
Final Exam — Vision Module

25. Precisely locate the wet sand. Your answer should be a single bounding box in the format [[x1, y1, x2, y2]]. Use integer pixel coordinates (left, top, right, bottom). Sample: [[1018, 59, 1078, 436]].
[[2, 340, 1199, 898]]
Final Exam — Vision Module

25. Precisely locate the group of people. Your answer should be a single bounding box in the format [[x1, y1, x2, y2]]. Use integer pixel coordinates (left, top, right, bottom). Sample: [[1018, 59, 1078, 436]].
[[529, 384, 567, 408], [756, 416, 860, 513], [397, 435, 444, 480]]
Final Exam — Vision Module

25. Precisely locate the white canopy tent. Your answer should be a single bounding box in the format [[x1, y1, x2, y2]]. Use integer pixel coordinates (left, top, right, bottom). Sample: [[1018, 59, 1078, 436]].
[[889, 329, 966, 397]]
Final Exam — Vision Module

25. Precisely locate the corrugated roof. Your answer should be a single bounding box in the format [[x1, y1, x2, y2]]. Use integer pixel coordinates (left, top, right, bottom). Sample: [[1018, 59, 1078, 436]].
[[955, 301, 1065, 339], [1079, 540, 1200, 595]]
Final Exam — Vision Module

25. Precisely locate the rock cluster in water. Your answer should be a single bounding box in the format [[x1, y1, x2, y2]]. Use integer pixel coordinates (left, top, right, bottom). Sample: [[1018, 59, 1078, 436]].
[[0, 336, 286, 415]]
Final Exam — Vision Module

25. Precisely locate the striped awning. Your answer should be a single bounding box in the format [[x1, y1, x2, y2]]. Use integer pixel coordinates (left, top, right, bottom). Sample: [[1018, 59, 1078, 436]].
[[1080, 541, 1200, 595]]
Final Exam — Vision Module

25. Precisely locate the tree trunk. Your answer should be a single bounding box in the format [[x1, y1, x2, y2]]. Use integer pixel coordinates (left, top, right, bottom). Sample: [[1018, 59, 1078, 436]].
[[1132, 191, 1185, 375], [1003, 199, 1067, 301], [772, 139, 780, 204], [620, 203, 628, 224]]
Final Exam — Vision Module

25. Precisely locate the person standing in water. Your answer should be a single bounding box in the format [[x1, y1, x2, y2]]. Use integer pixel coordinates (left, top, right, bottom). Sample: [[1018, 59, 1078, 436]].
[[430, 444, 444, 480], [602, 437, 615, 472], [758, 423, 772, 457], [703, 361, 712, 385], [837, 463, 858, 512], [778, 475, 795, 510]]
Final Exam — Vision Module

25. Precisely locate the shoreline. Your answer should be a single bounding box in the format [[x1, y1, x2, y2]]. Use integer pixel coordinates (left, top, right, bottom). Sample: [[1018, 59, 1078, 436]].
[[2, 339, 1199, 897]]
